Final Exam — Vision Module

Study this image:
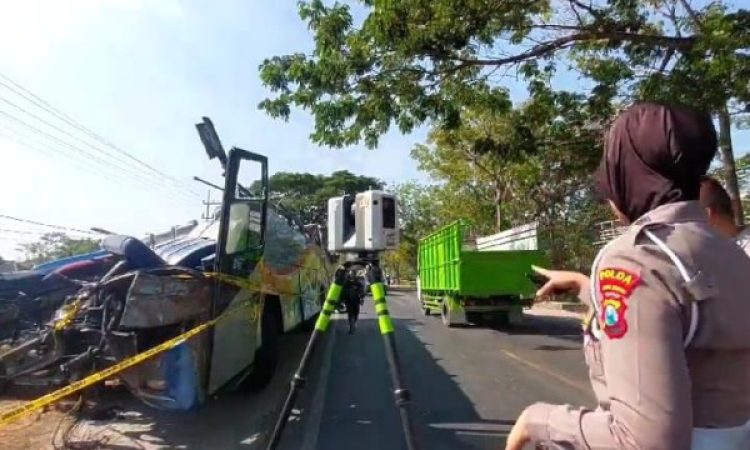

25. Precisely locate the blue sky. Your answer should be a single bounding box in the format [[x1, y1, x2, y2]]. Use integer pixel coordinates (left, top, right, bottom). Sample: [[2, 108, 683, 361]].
[[0, 0, 747, 260]]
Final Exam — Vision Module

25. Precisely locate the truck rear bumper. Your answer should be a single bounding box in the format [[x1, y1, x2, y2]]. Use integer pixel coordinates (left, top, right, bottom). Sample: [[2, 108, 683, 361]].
[[463, 297, 532, 311]]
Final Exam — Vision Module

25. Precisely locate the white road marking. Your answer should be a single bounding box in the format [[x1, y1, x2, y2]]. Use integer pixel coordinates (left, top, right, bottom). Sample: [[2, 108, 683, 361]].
[[499, 349, 590, 394]]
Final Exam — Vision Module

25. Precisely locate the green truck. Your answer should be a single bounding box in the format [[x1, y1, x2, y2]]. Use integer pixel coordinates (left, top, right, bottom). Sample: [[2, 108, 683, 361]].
[[417, 220, 549, 327]]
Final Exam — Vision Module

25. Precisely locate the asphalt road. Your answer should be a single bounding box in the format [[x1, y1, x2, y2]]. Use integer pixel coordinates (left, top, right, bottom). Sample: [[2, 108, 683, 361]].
[[34, 291, 594, 450], [276, 291, 594, 450]]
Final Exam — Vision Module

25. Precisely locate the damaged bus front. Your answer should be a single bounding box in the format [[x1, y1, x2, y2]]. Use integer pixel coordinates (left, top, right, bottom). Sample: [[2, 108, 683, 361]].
[[0, 118, 330, 410]]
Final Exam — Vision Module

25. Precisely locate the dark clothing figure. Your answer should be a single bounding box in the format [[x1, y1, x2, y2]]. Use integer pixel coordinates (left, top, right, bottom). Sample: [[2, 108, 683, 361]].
[[342, 275, 364, 334]]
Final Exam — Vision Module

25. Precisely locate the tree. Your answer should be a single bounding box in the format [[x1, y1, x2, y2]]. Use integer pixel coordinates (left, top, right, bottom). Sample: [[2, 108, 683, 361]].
[[385, 182, 442, 277], [709, 153, 750, 220], [412, 108, 521, 230], [265, 170, 383, 225], [381, 245, 413, 283], [410, 87, 609, 270], [260, 0, 750, 218], [576, 3, 750, 223], [18, 232, 100, 266], [414, 85, 603, 220]]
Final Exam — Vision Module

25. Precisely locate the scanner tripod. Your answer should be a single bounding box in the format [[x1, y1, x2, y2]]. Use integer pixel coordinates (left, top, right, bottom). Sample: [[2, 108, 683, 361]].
[[265, 255, 418, 450]]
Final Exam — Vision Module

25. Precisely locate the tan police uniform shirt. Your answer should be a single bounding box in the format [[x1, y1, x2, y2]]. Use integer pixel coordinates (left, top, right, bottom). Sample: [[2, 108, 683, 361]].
[[525, 201, 750, 450], [734, 226, 750, 258]]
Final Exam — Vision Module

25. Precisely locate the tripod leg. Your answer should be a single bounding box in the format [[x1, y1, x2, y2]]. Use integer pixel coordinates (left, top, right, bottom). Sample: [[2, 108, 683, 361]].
[[367, 265, 419, 450], [264, 266, 346, 450]]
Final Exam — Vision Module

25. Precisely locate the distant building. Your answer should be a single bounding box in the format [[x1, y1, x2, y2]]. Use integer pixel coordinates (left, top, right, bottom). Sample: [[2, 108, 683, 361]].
[[0, 260, 18, 273], [594, 220, 628, 247], [144, 220, 199, 248]]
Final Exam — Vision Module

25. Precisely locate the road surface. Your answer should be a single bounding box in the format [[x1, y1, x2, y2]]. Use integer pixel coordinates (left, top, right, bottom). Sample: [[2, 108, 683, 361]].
[[275, 290, 594, 450], [2, 291, 593, 449]]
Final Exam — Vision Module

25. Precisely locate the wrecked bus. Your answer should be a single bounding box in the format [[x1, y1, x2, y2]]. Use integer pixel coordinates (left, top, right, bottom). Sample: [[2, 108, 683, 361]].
[[0, 118, 330, 411]]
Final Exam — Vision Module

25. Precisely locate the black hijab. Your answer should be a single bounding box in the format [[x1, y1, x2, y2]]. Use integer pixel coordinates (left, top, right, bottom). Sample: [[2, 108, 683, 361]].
[[594, 102, 718, 223]]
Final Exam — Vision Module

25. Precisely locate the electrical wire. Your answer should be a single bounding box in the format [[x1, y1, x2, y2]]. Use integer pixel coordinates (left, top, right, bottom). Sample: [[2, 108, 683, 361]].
[[0, 127, 138, 192], [0, 125, 197, 206], [0, 94, 200, 198], [0, 227, 92, 237], [0, 214, 98, 235], [0, 109, 166, 190], [0, 113, 198, 203], [0, 71, 202, 197]]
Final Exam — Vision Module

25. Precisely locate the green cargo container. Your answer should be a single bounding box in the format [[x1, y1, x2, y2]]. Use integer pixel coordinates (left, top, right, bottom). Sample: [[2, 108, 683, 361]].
[[418, 220, 549, 327]]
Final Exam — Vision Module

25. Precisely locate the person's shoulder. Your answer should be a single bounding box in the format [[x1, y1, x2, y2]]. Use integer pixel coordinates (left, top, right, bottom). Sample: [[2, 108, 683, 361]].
[[598, 223, 687, 284], [735, 226, 750, 254], [601, 223, 667, 262]]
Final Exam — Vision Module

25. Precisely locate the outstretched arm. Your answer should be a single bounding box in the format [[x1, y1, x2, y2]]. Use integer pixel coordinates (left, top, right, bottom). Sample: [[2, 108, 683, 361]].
[[519, 255, 692, 449]]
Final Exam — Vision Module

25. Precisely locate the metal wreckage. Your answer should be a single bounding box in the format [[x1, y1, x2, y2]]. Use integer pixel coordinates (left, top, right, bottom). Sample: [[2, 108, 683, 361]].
[[0, 118, 332, 411]]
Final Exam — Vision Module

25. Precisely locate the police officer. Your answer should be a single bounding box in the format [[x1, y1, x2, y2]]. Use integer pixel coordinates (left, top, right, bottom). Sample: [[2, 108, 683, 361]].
[[505, 103, 750, 450], [699, 176, 750, 256]]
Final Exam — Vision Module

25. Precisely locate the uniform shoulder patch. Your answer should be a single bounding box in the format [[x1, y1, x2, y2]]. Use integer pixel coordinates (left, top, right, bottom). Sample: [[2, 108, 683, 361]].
[[597, 267, 641, 339]]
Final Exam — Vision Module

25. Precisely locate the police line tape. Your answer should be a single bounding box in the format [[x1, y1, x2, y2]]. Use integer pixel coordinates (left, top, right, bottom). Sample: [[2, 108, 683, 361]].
[[0, 272, 261, 427]]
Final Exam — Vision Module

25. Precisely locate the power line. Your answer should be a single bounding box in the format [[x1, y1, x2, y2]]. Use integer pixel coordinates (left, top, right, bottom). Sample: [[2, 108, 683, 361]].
[[0, 214, 98, 235], [0, 109, 198, 203], [0, 227, 52, 235], [0, 94, 181, 189], [0, 125, 198, 206], [0, 227, 92, 238], [0, 109, 165, 189], [0, 126, 133, 190], [0, 72, 201, 196]]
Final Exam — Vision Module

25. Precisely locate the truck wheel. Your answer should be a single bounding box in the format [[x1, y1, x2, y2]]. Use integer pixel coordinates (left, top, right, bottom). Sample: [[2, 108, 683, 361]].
[[466, 312, 484, 326], [422, 303, 431, 316], [442, 304, 456, 328], [244, 306, 280, 391]]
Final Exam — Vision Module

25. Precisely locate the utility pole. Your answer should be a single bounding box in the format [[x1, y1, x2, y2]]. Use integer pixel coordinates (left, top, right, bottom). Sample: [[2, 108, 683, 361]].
[[202, 189, 221, 221]]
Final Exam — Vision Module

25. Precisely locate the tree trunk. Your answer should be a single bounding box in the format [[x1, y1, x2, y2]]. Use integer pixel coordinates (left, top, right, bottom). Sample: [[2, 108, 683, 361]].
[[718, 106, 744, 225], [494, 185, 502, 231]]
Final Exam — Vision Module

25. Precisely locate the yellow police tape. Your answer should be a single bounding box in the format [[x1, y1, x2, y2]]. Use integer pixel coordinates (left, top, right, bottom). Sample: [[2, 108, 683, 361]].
[[53, 299, 83, 332], [0, 273, 257, 427]]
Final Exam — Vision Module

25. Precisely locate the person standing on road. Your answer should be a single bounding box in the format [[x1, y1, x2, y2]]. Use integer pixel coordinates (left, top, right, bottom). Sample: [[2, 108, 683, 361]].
[[505, 103, 750, 450], [342, 270, 364, 334], [699, 176, 750, 257]]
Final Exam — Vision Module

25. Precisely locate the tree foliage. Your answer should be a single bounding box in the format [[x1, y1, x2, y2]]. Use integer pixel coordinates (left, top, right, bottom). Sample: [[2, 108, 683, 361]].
[[267, 170, 383, 224], [709, 153, 750, 220], [18, 232, 100, 267], [393, 89, 611, 276], [413, 84, 603, 227], [259, 0, 750, 275], [380, 182, 441, 279], [260, 0, 749, 148], [710, 154, 750, 193]]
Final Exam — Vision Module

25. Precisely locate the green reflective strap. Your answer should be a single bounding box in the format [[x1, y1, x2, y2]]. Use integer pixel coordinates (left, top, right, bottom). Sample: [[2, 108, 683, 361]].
[[370, 282, 392, 333], [378, 315, 395, 334], [315, 313, 331, 331], [316, 283, 343, 331], [327, 284, 343, 302], [370, 282, 385, 300]]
